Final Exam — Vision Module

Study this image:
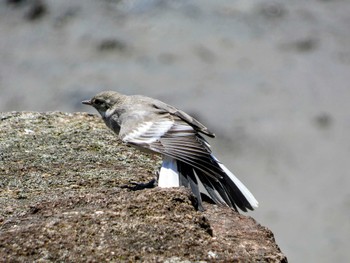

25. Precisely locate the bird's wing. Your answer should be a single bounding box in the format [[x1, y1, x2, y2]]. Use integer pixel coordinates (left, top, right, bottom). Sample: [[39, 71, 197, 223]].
[[119, 113, 223, 180], [118, 108, 257, 211], [151, 99, 216, 138]]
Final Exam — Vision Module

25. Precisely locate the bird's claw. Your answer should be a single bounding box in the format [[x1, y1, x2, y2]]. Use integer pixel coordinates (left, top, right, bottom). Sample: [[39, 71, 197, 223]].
[[121, 179, 157, 191]]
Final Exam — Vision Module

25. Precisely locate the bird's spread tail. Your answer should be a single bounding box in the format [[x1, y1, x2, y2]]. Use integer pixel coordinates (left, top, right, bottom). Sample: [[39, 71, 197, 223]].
[[158, 155, 258, 212], [213, 156, 259, 210]]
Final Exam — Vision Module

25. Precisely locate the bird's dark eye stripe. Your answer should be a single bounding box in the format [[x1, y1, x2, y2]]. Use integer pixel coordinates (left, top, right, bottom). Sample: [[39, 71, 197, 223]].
[[94, 99, 104, 105]]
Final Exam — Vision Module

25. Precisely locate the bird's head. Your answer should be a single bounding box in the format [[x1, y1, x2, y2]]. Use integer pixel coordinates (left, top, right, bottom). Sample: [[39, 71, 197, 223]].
[[82, 91, 123, 117]]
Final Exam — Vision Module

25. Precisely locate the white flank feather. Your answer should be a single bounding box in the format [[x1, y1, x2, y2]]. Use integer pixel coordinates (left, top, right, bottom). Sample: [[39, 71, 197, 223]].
[[212, 155, 259, 208], [158, 156, 180, 187], [123, 120, 174, 144], [123, 121, 153, 141]]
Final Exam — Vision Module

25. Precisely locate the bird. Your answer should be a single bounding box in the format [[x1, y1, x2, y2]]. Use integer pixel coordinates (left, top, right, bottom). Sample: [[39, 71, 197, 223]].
[[82, 91, 258, 212]]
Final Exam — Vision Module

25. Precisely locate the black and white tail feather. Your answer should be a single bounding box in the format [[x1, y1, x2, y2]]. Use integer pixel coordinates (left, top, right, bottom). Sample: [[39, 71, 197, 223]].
[[159, 155, 258, 211], [83, 91, 258, 212]]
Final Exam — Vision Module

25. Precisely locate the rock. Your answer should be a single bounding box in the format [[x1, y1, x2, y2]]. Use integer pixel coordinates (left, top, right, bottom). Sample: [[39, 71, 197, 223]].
[[0, 112, 287, 262]]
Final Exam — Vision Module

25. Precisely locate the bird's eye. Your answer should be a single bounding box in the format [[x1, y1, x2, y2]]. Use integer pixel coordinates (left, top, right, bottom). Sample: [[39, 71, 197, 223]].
[[94, 99, 104, 105]]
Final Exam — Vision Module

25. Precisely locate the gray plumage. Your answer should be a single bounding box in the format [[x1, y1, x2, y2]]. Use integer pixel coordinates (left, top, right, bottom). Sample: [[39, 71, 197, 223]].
[[82, 91, 258, 212]]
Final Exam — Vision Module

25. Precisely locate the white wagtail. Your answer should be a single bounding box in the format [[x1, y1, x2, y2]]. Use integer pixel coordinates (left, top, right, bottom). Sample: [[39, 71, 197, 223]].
[[82, 91, 258, 212]]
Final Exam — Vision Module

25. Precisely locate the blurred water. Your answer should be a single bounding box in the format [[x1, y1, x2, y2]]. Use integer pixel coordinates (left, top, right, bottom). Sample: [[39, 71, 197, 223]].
[[1, 0, 350, 261]]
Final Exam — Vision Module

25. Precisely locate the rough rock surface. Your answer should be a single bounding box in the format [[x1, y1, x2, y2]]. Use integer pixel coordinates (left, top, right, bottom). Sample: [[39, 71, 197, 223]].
[[0, 112, 287, 262]]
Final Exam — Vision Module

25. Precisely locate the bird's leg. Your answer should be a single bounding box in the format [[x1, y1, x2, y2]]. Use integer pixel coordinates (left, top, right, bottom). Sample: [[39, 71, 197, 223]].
[[120, 170, 159, 191]]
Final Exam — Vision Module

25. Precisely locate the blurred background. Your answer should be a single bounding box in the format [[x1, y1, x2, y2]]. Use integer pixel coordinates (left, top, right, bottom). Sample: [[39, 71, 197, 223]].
[[1, 0, 349, 261]]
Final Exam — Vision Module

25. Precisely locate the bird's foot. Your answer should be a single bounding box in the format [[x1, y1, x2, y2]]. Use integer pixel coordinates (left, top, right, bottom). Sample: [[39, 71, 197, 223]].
[[121, 178, 157, 191]]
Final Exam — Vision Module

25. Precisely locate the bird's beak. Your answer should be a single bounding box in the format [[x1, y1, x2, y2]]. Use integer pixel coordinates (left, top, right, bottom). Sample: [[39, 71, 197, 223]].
[[82, 99, 92, 105]]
